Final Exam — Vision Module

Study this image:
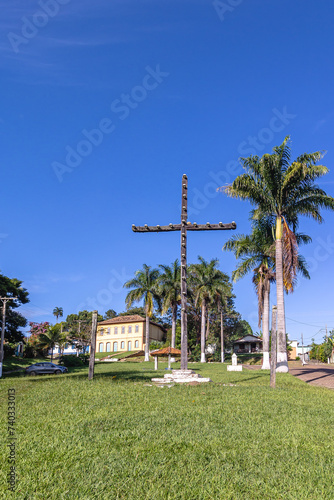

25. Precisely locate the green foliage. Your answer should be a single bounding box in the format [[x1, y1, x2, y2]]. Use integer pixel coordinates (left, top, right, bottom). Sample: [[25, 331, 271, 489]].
[[310, 337, 333, 363], [0, 272, 29, 343], [149, 340, 164, 350], [104, 309, 117, 319], [59, 355, 84, 367]]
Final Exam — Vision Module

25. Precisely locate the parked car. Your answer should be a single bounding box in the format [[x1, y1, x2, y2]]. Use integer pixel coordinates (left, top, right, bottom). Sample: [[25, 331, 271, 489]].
[[25, 362, 68, 376]]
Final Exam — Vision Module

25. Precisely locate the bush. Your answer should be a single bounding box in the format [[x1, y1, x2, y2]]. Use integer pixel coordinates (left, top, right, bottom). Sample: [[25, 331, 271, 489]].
[[149, 341, 164, 351], [295, 356, 300, 361], [59, 355, 84, 367]]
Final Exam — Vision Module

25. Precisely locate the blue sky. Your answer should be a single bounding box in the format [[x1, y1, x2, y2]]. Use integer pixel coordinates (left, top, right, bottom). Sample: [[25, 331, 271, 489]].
[[1, 0, 334, 344]]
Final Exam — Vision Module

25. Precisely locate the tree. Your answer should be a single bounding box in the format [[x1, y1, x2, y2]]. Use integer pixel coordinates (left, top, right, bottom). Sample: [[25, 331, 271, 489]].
[[104, 309, 117, 320], [225, 136, 334, 372], [158, 260, 181, 349], [37, 324, 63, 362], [0, 273, 29, 344], [189, 257, 229, 363], [53, 307, 63, 323], [224, 220, 275, 369], [124, 264, 160, 361], [65, 310, 103, 354]]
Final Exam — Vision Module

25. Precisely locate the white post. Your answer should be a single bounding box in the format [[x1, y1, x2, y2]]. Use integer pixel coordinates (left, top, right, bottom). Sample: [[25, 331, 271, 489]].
[[168, 354, 171, 370], [154, 356, 158, 370]]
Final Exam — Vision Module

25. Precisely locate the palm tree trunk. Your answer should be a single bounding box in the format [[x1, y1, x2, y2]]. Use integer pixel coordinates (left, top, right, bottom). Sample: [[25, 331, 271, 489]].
[[145, 312, 150, 362], [201, 301, 206, 363], [275, 218, 288, 373], [220, 309, 224, 363], [261, 282, 270, 369]]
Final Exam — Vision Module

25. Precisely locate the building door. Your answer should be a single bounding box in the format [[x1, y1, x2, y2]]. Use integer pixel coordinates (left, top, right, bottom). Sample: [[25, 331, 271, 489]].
[[99, 343, 103, 353], [106, 342, 111, 352], [113, 342, 118, 352], [128, 341, 132, 351]]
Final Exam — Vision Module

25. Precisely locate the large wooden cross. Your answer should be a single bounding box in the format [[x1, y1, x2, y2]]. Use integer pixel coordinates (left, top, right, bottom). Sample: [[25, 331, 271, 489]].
[[132, 174, 236, 370]]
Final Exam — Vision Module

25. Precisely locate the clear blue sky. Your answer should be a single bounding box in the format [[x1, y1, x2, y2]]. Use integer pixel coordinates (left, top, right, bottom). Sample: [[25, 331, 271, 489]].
[[1, 0, 334, 344]]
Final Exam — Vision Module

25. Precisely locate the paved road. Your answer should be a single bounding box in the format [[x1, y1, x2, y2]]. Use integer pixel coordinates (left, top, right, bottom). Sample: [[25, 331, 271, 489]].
[[289, 364, 334, 389]]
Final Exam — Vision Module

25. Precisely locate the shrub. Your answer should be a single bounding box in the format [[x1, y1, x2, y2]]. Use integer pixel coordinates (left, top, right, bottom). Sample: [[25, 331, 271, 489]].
[[295, 356, 300, 361], [59, 355, 84, 367], [149, 340, 164, 351]]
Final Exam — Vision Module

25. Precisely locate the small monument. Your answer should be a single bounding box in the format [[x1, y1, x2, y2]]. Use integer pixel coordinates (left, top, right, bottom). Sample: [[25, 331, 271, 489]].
[[227, 353, 242, 372], [152, 369, 212, 384]]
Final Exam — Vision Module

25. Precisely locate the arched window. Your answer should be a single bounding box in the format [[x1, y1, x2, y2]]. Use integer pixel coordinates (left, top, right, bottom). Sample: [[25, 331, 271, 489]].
[[121, 341, 125, 349], [106, 342, 111, 352], [113, 342, 118, 352], [135, 340, 139, 348], [99, 343, 104, 352], [128, 341, 132, 351]]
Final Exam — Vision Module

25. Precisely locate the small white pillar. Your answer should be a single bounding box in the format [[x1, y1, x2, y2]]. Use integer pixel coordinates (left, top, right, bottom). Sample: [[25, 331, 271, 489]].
[[154, 356, 158, 370], [168, 355, 171, 370]]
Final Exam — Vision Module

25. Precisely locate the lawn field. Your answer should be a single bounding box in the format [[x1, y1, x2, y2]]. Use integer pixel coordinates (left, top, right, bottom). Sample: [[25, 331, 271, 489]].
[[1, 362, 333, 499]]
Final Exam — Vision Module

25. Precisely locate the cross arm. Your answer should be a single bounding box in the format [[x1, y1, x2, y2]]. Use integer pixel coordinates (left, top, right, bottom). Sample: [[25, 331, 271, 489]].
[[132, 222, 236, 232]]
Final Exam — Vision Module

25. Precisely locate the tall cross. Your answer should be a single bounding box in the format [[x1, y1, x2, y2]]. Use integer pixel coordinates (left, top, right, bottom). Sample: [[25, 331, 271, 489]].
[[132, 174, 236, 370]]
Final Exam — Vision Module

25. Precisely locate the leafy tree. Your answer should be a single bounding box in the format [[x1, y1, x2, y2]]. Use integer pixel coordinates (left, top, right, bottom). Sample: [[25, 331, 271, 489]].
[[158, 260, 181, 349], [0, 273, 29, 344], [65, 310, 103, 354], [124, 264, 160, 361], [225, 136, 334, 372], [104, 309, 117, 320]]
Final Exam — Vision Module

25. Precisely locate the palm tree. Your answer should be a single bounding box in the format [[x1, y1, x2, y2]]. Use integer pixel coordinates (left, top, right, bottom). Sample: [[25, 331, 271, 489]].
[[224, 221, 275, 369], [190, 257, 228, 363], [38, 325, 63, 362], [226, 136, 334, 372], [124, 264, 160, 361], [53, 307, 63, 323], [158, 260, 181, 350]]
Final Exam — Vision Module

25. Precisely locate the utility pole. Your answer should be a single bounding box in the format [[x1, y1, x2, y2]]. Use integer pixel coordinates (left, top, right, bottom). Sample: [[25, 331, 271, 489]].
[[301, 332, 306, 366], [132, 174, 236, 370], [88, 311, 98, 381], [0, 297, 15, 378]]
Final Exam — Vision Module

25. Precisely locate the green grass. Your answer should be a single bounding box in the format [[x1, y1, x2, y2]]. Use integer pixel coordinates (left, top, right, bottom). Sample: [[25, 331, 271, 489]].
[[1, 362, 333, 499]]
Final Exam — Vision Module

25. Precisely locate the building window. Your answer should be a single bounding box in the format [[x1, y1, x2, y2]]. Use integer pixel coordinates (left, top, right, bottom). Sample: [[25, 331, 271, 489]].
[[128, 341, 132, 351], [72, 345, 76, 350], [115, 327, 118, 335], [106, 342, 111, 352], [99, 343, 104, 352], [121, 341, 125, 349], [135, 324, 139, 333], [107, 327, 111, 335], [100, 329, 104, 336], [113, 342, 118, 352], [135, 340, 139, 348], [128, 325, 132, 333], [121, 326, 125, 334]]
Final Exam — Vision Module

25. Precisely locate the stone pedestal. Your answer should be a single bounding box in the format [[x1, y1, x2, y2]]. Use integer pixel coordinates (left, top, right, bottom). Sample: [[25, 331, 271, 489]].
[[151, 369, 212, 384], [227, 353, 242, 372]]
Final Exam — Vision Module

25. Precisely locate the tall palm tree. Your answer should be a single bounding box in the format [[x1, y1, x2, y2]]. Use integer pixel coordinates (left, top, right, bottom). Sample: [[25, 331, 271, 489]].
[[226, 136, 334, 372], [224, 221, 275, 369], [124, 264, 160, 361], [190, 257, 228, 363], [158, 260, 181, 349], [53, 307, 63, 323]]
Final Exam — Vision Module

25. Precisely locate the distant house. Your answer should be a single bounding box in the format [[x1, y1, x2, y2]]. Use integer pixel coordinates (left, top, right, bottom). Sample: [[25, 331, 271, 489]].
[[96, 315, 165, 354], [49, 342, 90, 357], [288, 340, 312, 361], [233, 335, 263, 354]]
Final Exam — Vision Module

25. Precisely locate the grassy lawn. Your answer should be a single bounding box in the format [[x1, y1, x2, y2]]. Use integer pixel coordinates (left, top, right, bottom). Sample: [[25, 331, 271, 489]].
[[1, 362, 333, 499]]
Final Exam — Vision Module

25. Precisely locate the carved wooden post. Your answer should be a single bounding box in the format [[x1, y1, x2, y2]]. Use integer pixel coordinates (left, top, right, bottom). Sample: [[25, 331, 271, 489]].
[[88, 310, 98, 381], [180, 174, 188, 370]]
